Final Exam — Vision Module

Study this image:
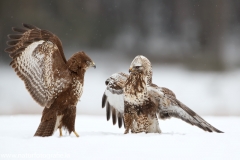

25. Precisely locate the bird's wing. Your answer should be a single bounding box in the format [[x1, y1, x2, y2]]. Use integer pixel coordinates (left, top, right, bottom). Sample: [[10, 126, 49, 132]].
[[102, 72, 129, 128], [148, 84, 223, 133], [5, 24, 70, 108]]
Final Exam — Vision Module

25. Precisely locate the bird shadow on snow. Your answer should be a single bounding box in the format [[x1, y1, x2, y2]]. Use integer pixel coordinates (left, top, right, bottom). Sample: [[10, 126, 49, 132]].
[[8, 131, 186, 139], [72, 131, 186, 137], [80, 132, 123, 136], [49, 131, 124, 138], [161, 132, 186, 136]]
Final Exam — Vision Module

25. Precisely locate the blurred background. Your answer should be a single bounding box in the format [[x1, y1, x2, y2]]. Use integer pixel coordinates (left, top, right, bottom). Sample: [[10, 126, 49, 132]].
[[0, 0, 239, 116]]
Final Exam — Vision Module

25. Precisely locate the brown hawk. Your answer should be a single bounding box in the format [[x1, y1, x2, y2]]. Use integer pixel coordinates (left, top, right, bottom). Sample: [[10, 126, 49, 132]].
[[5, 24, 96, 137], [102, 55, 223, 134]]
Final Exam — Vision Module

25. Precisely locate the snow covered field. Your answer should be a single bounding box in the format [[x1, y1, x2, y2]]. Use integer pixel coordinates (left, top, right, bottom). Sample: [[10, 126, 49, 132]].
[[0, 115, 239, 160]]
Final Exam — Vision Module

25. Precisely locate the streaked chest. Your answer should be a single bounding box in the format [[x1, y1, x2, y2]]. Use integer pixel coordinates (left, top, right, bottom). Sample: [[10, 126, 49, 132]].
[[124, 74, 148, 105], [72, 78, 83, 101]]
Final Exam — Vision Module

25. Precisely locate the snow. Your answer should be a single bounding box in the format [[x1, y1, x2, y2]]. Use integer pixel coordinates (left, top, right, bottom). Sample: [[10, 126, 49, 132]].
[[0, 115, 239, 160]]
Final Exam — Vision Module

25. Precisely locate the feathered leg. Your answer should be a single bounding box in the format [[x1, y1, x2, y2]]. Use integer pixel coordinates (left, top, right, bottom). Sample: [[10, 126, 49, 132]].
[[132, 114, 150, 133], [131, 113, 161, 133], [61, 105, 79, 137], [147, 114, 161, 133], [123, 113, 133, 134]]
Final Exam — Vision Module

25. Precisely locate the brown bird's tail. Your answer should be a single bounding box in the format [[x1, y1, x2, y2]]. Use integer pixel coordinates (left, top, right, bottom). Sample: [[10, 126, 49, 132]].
[[34, 116, 57, 137]]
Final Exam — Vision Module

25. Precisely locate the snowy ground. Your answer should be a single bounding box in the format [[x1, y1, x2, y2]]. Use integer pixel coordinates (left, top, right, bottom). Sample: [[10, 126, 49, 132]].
[[0, 115, 239, 160]]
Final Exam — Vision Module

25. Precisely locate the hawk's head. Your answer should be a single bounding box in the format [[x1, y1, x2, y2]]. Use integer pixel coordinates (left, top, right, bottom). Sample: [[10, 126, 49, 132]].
[[129, 55, 152, 83], [68, 51, 96, 74], [129, 55, 151, 74]]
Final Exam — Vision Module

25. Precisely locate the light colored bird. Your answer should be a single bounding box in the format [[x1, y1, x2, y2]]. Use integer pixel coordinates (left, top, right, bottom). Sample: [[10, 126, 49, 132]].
[[5, 24, 96, 137], [102, 55, 223, 134]]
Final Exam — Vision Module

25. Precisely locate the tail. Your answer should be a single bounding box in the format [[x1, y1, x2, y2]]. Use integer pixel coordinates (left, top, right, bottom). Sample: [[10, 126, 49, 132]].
[[34, 116, 57, 137]]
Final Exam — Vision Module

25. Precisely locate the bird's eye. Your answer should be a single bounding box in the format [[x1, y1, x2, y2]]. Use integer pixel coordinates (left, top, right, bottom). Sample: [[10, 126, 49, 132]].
[[135, 66, 140, 69]]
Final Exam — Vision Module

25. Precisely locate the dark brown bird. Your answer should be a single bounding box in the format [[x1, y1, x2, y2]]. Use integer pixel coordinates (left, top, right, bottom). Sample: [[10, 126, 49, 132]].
[[102, 55, 223, 134], [5, 24, 96, 137]]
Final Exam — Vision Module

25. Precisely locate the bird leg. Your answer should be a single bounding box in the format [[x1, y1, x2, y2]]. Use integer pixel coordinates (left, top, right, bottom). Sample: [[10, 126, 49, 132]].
[[59, 127, 62, 137], [123, 113, 133, 134], [133, 114, 149, 133], [130, 113, 139, 133], [73, 131, 79, 137]]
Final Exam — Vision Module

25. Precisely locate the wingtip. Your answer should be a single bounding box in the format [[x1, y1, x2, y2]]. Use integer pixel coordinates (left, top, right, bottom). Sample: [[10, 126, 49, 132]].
[[118, 113, 123, 128], [22, 23, 39, 30], [7, 34, 22, 40], [112, 108, 117, 125], [12, 27, 28, 33], [105, 79, 110, 85], [4, 46, 14, 53], [210, 125, 224, 133], [215, 129, 224, 133], [102, 93, 107, 108], [6, 40, 19, 46]]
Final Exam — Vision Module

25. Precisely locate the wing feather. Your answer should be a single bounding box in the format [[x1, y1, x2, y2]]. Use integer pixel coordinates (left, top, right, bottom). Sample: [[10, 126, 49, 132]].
[[102, 93, 107, 108], [8, 34, 23, 39], [106, 102, 111, 121], [5, 24, 71, 108], [117, 112, 123, 128], [148, 84, 223, 133], [22, 23, 39, 30], [102, 72, 128, 128], [112, 107, 117, 125], [12, 27, 28, 33], [7, 40, 20, 46]]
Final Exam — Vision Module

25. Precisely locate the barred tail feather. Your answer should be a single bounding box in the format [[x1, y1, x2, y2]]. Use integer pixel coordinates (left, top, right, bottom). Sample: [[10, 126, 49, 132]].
[[34, 116, 57, 137]]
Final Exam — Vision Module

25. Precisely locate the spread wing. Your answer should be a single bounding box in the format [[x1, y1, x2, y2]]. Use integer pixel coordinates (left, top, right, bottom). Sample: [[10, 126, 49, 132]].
[[148, 84, 223, 133], [102, 72, 129, 128], [5, 24, 71, 108]]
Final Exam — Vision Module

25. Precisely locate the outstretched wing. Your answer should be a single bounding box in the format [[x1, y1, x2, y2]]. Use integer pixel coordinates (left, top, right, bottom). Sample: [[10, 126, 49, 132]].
[[102, 72, 128, 128], [5, 24, 71, 108], [148, 84, 223, 133]]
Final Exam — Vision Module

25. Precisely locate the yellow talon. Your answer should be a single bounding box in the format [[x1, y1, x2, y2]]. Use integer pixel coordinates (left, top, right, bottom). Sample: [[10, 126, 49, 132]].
[[73, 131, 79, 137]]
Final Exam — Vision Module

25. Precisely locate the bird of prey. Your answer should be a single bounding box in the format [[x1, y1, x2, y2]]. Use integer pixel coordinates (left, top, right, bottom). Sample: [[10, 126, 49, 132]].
[[5, 24, 96, 137], [102, 55, 223, 134]]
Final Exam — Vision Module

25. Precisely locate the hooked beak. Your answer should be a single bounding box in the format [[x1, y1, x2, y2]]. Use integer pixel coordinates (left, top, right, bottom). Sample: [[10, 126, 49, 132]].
[[92, 62, 96, 69], [129, 67, 132, 73]]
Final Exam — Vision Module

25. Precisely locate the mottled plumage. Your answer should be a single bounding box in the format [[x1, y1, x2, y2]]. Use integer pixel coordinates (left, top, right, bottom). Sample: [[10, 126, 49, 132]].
[[5, 24, 96, 137], [102, 55, 223, 134]]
